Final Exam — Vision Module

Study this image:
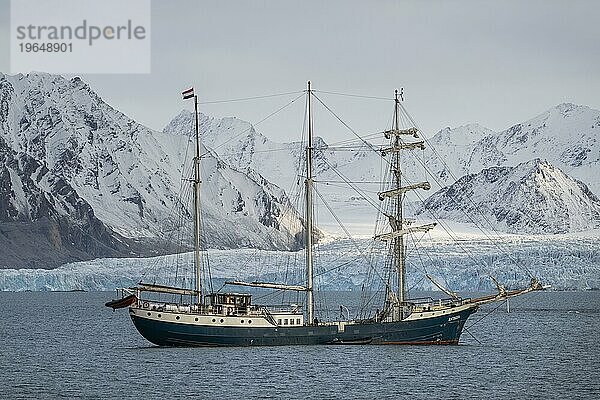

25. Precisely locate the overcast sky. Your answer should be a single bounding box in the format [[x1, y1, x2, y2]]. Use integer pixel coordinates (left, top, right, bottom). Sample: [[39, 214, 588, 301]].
[[1, 0, 599, 142]]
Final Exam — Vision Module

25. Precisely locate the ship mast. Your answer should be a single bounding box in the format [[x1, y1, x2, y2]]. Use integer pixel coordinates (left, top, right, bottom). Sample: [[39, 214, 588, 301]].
[[375, 89, 435, 317], [305, 81, 315, 324], [392, 90, 405, 303], [193, 93, 203, 305]]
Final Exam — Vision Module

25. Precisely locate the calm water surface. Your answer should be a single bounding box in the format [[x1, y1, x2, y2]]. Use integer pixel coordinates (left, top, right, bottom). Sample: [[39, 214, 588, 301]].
[[1, 291, 599, 399]]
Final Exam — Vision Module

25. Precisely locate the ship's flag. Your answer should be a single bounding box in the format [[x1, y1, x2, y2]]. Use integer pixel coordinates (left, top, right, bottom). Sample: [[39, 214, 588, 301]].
[[182, 88, 194, 100]]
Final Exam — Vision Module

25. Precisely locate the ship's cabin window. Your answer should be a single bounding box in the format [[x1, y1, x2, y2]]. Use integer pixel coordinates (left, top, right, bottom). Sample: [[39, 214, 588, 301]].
[[278, 319, 282, 325], [290, 318, 295, 325], [296, 318, 301, 325], [207, 293, 252, 307], [284, 319, 289, 325]]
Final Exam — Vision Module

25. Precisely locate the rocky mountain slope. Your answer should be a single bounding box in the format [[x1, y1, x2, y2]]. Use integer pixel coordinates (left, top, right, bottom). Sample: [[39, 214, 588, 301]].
[[418, 159, 600, 234], [0, 136, 143, 268], [0, 72, 304, 268]]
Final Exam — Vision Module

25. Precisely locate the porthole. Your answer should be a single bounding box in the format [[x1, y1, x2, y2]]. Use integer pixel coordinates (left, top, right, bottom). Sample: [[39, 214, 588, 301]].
[[147, 312, 151, 316], [176, 316, 180, 320], [248, 320, 252, 324], [241, 320, 244, 323], [158, 314, 162, 318], [212, 318, 216, 322], [195, 318, 199, 322], [220, 319, 224, 323]]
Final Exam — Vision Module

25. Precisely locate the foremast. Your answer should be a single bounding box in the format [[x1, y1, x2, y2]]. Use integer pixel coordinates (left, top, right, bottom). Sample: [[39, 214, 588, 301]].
[[392, 90, 405, 304], [305, 81, 315, 325], [375, 90, 434, 318]]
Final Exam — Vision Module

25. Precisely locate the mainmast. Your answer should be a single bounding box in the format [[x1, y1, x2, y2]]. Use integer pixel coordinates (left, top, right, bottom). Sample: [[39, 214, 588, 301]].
[[376, 89, 435, 316], [305, 81, 315, 324]]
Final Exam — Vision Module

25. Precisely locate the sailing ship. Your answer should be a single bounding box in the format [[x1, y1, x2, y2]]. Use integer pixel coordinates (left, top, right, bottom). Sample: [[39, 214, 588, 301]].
[[106, 82, 544, 346]]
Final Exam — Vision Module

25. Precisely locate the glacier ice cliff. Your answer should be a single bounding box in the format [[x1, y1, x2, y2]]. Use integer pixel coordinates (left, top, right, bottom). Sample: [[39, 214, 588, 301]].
[[1, 236, 598, 292]]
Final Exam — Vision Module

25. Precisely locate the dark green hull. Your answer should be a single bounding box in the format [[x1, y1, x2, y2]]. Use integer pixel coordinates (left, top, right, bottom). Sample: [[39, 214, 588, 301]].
[[130, 305, 477, 346]]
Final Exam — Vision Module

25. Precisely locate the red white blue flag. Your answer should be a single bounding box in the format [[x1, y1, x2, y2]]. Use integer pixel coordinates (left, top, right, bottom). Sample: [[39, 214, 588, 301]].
[[182, 88, 194, 100]]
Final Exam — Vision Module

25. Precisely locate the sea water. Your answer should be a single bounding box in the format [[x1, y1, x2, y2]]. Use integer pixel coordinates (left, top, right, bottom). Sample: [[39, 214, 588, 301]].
[[1, 291, 599, 399]]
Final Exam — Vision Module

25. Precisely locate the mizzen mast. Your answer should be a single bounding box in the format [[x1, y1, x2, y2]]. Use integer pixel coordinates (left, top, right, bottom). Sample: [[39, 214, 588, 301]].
[[305, 81, 315, 324]]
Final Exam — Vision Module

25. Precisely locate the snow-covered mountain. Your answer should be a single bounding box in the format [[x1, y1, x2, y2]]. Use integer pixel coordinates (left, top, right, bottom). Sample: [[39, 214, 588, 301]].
[[164, 110, 385, 233], [416, 103, 600, 194], [0, 72, 304, 268], [418, 159, 600, 234], [165, 110, 382, 190], [165, 103, 600, 235]]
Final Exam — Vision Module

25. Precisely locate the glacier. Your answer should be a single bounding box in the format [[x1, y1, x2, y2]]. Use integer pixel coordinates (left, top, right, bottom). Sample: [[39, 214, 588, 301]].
[[2, 233, 598, 292]]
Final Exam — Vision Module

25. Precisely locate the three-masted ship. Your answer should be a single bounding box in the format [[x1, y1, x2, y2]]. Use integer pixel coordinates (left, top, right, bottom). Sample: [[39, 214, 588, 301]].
[[106, 83, 543, 346]]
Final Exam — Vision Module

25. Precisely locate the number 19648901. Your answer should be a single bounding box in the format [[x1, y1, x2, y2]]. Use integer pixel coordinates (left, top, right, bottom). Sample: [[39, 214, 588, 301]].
[[19, 42, 73, 52]]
